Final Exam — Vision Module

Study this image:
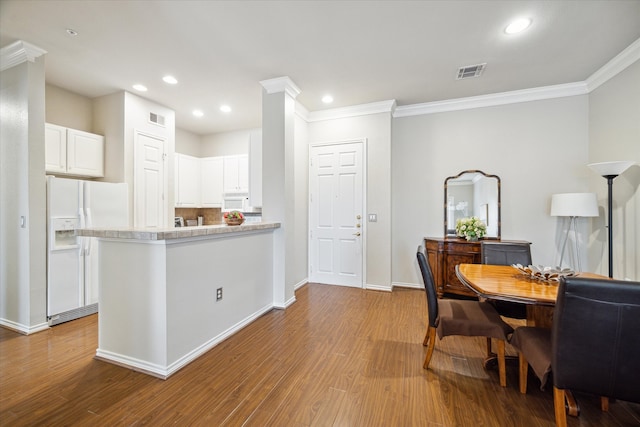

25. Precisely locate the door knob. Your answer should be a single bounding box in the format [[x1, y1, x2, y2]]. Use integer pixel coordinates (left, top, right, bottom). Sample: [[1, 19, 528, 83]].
[[356, 215, 361, 220], [353, 232, 361, 236]]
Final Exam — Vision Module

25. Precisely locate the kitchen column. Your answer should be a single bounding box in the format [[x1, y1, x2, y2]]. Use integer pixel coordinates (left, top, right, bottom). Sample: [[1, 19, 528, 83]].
[[260, 77, 300, 309]]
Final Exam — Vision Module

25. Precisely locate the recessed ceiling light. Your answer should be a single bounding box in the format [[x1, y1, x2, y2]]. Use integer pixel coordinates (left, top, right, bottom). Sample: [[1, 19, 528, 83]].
[[66, 28, 78, 36], [132, 84, 148, 92], [220, 105, 231, 113], [192, 110, 204, 118], [162, 75, 178, 85], [505, 18, 532, 34], [322, 95, 334, 104]]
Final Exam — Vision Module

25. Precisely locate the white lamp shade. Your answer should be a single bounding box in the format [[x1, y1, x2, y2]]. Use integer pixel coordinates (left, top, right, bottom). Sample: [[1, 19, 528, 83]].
[[550, 193, 599, 217], [588, 161, 635, 177]]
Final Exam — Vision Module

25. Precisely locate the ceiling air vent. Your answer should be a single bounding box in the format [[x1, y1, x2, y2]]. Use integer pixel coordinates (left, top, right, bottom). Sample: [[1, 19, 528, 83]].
[[456, 63, 487, 80], [149, 112, 166, 127]]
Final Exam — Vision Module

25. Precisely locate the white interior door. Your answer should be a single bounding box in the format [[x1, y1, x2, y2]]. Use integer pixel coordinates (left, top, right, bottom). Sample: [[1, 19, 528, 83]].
[[309, 142, 364, 287], [134, 130, 166, 227]]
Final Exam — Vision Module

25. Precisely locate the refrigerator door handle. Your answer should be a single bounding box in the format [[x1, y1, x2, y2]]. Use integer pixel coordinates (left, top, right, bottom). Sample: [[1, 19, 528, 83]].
[[78, 208, 89, 256]]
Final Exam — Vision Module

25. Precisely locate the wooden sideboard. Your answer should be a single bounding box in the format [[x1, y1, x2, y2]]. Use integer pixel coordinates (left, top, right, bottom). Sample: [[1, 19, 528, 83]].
[[424, 237, 532, 298], [424, 237, 481, 298]]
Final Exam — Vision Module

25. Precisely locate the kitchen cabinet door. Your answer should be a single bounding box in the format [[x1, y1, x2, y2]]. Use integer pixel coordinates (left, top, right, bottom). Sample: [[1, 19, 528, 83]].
[[45, 123, 67, 174], [45, 124, 105, 177], [66, 129, 104, 177], [175, 153, 201, 207], [201, 156, 223, 207], [223, 154, 248, 193]]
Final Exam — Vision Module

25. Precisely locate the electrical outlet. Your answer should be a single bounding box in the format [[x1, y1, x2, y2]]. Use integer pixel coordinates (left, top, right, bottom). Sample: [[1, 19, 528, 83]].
[[216, 287, 223, 301]]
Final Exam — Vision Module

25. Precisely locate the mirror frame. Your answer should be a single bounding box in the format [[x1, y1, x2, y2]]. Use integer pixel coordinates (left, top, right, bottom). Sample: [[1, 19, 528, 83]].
[[444, 170, 501, 239]]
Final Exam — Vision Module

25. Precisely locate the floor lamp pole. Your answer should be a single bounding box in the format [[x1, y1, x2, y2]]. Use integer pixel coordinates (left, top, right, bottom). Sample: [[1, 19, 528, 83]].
[[605, 175, 615, 278]]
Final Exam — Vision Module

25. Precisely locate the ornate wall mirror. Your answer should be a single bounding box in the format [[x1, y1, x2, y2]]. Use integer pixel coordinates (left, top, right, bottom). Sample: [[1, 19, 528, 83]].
[[444, 170, 501, 239]]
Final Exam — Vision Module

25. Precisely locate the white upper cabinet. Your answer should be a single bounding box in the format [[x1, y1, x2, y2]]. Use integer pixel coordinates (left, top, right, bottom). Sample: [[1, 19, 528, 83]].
[[45, 124, 104, 178], [175, 153, 201, 207], [201, 157, 224, 207], [45, 124, 67, 174], [66, 129, 105, 177], [223, 154, 249, 193]]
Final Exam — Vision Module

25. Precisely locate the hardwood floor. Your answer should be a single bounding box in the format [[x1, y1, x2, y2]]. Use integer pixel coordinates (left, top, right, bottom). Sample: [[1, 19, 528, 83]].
[[1, 283, 639, 426]]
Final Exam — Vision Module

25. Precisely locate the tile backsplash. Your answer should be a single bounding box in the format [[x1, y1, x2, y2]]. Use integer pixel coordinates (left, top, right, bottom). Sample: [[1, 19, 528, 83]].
[[175, 208, 222, 226]]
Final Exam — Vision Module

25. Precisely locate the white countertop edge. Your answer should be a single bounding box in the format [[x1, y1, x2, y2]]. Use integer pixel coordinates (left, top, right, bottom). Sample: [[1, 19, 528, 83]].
[[77, 222, 281, 241]]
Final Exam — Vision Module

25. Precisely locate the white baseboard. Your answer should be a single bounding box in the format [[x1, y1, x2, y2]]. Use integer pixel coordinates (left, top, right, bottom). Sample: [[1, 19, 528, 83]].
[[294, 278, 308, 290], [0, 318, 49, 335], [95, 302, 275, 379], [365, 283, 392, 292], [392, 281, 424, 290]]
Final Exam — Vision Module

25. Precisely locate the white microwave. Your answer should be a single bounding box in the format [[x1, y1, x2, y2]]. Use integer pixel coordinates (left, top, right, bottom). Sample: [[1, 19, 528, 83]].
[[222, 193, 248, 212]]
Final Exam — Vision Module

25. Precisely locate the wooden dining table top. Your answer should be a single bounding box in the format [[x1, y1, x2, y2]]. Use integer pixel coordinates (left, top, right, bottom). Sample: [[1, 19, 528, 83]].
[[456, 264, 608, 306]]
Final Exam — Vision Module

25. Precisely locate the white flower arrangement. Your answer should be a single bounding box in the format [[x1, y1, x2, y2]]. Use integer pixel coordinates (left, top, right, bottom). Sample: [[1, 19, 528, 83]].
[[455, 216, 487, 241]]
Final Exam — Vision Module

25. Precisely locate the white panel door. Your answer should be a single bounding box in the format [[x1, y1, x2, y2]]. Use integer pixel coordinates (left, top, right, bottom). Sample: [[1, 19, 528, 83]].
[[134, 130, 166, 227], [309, 142, 364, 287]]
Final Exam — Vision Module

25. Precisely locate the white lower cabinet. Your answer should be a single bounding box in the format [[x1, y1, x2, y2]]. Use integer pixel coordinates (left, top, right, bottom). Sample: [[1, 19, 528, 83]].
[[45, 123, 104, 177]]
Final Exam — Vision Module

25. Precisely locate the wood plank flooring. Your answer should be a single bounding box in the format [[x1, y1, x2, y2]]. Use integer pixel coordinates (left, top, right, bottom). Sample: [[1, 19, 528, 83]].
[[1, 283, 639, 426]]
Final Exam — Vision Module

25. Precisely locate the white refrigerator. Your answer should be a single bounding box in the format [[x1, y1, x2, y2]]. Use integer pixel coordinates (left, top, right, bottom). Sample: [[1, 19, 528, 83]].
[[47, 176, 129, 325]]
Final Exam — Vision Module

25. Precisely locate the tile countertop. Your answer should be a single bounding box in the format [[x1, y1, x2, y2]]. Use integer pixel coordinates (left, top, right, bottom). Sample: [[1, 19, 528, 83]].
[[76, 222, 280, 241]]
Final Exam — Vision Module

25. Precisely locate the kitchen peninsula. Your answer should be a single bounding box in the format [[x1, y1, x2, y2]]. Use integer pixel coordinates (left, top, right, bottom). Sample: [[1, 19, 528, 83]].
[[78, 222, 280, 379]]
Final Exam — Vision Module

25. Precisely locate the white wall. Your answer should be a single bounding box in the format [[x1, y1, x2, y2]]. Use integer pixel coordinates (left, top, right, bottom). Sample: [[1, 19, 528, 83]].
[[308, 112, 393, 289], [293, 113, 309, 287], [201, 129, 252, 157], [45, 84, 93, 132], [0, 56, 48, 333], [392, 96, 590, 286], [94, 91, 176, 225], [588, 59, 640, 280], [175, 127, 201, 157]]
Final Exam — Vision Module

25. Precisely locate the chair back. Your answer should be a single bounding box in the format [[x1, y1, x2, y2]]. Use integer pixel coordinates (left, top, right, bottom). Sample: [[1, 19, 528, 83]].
[[552, 277, 640, 403], [481, 241, 532, 266], [417, 246, 438, 327]]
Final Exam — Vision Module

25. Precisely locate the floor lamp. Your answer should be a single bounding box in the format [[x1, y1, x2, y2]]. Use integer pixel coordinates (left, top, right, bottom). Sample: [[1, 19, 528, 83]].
[[550, 193, 598, 271], [588, 161, 635, 278]]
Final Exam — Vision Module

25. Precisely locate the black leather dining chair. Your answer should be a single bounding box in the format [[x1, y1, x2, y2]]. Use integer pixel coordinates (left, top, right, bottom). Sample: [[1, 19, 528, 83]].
[[511, 276, 640, 427], [481, 241, 532, 319], [417, 246, 513, 387]]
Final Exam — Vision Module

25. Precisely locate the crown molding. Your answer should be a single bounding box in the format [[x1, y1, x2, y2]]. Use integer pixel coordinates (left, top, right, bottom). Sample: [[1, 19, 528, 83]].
[[259, 76, 301, 99], [308, 99, 396, 122], [586, 37, 640, 92], [0, 40, 47, 72], [393, 82, 588, 118]]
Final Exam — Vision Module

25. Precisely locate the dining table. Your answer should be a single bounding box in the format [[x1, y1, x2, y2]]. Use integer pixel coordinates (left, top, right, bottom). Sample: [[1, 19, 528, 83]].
[[455, 263, 607, 328], [455, 263, 609, 415]]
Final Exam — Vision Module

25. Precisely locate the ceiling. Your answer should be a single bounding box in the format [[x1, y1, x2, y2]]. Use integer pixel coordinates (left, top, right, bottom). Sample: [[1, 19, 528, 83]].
[[1, 1, 639, 136]]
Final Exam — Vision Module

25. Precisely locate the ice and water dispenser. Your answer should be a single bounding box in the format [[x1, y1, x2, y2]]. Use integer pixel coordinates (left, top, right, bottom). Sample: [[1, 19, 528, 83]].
[[50, 217, 79, 250]]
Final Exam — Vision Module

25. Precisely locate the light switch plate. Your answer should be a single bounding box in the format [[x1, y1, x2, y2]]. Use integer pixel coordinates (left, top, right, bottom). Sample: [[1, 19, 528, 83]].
[[368, 214, 377, 222]]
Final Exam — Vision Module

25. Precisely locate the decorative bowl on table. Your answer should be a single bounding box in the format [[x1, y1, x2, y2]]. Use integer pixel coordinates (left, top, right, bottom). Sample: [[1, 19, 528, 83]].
[[512, 264, 576, 283], [224, 210, 245, 226]]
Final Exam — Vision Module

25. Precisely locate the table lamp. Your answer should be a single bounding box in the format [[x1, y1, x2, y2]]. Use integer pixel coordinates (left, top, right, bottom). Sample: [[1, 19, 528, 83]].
[[550, 193, 598, 271], [587, 161, 635, 278]]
